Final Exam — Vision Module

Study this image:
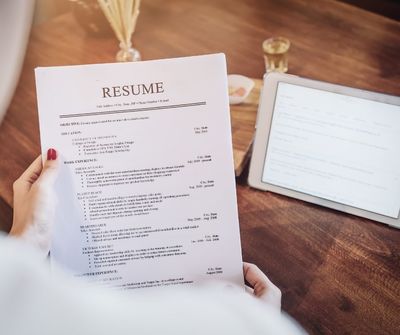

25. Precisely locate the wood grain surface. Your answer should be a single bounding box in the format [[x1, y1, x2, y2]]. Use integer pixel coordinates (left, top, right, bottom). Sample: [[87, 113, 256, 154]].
[[231, 79, 261, 176], [0, 0, 399, 334]]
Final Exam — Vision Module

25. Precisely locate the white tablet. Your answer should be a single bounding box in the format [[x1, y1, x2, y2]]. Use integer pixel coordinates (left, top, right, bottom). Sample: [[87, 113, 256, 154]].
[[248, 73, 400, 228]]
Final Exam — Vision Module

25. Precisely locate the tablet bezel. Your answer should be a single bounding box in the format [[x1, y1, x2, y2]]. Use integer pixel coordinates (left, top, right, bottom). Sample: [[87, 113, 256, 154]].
[[248, 72, 400, 229]]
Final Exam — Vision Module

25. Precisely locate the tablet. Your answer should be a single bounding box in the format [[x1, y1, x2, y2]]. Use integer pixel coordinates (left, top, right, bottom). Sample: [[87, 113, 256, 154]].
[[248, 73, 400, 228]]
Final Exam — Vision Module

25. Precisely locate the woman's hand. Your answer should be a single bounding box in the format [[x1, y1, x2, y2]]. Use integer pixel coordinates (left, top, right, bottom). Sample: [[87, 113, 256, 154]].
[[243, 262, 282, 309], [10, 149, 59, 256]]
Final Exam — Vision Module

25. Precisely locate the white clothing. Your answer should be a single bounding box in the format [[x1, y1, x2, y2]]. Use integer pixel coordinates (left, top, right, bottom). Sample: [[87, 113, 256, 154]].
[[0, 235, 305, 335]]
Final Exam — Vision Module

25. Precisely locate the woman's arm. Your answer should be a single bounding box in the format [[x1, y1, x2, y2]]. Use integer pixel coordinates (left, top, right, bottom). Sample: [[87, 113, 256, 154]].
[[9, 148, 59, 255]]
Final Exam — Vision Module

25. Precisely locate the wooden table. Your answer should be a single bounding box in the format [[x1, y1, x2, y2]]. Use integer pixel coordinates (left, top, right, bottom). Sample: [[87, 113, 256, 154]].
[[1, 0, 399, 333]]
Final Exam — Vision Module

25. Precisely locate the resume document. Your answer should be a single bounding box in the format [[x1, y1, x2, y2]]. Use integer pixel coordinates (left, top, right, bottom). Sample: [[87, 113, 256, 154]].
[[35, 54, 243, 289]]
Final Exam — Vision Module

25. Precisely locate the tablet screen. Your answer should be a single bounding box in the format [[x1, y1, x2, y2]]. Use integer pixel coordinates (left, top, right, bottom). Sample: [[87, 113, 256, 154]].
[[262, 82, 400, 218]]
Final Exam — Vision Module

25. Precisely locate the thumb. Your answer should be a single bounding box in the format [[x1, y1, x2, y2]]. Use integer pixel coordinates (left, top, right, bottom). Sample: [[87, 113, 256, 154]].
[[36, 148, 59, 188]]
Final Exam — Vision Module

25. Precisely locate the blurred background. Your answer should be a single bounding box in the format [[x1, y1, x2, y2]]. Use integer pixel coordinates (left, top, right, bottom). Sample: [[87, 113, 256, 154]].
[[34, 0, 400, 24]]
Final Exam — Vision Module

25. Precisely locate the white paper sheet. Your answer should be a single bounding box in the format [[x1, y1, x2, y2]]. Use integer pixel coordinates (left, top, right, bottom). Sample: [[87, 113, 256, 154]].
[[35, 54, 243, 289]]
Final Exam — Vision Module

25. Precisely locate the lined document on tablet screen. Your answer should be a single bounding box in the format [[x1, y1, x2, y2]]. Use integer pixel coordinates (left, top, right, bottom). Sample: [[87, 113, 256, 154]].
[[262, 82, 400, 218]]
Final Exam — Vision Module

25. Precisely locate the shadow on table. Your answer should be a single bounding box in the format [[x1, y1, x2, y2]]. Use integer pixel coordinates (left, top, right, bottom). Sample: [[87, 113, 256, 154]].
[[0, 197, 12, 233]]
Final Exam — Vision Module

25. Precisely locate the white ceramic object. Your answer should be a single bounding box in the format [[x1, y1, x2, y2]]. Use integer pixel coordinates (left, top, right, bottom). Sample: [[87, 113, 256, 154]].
[[0, 0, 35, 124], [228, 74, 255, 105]]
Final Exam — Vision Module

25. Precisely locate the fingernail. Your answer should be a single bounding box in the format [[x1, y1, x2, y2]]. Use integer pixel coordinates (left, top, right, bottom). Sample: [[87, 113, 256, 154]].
[[47, 148, 57, 160]]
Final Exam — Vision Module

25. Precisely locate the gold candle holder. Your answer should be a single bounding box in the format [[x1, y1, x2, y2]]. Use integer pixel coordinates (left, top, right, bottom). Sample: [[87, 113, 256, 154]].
[[262, 37, 290, 73]]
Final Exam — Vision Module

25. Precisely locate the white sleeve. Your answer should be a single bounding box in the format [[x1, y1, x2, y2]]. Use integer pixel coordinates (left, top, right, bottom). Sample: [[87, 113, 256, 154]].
[[0, 236, 305, 335]]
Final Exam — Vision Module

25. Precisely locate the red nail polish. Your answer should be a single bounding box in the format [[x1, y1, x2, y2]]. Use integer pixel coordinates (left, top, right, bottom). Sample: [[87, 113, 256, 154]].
[[47, 148, 57, 160]]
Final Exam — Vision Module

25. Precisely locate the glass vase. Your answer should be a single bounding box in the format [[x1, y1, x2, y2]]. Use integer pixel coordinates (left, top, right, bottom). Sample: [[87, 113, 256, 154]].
[[116, 42, 141, 62]]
